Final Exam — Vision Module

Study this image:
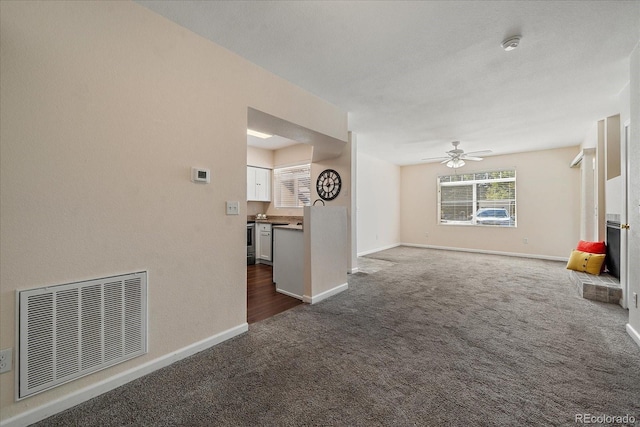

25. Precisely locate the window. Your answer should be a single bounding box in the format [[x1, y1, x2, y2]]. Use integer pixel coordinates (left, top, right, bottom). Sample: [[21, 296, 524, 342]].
[[273, 164, 311, 208], [438, 169, 516, 227]]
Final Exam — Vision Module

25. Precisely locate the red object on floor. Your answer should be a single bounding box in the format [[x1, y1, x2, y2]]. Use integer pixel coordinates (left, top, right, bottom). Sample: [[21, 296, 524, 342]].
[[576, 240, 606, 254]]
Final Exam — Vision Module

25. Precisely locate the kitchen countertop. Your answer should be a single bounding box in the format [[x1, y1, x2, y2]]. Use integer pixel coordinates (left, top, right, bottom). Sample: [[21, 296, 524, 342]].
[[273, 224, 303, 231], [247, 215, 303, 226]]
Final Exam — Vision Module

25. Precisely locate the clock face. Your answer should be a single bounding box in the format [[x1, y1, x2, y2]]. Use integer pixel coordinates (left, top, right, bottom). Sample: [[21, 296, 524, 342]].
[[316, 169, 342, 201]]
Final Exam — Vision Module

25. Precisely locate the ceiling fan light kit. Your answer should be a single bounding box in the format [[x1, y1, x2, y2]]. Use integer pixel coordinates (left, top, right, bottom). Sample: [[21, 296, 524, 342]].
[[446, 159, 465, 168]]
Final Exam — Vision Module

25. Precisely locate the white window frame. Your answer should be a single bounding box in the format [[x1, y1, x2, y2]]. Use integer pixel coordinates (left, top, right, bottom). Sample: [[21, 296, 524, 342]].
[[437, 169, 517, 227], [273, 164, 311, 208]]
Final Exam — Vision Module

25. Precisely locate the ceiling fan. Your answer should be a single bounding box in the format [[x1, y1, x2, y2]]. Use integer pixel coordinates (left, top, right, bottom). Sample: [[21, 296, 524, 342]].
[[422, 141, 492, 168]]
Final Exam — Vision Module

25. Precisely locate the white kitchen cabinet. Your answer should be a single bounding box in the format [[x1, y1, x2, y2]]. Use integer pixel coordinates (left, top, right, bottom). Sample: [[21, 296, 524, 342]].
[[247, 168, 257, 201], [257, 223, 272, 262], [247, 166, 271, 202]]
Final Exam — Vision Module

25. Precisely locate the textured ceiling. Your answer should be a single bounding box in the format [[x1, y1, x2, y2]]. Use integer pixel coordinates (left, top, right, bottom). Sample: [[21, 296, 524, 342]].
[[137, 0, 640, 165]]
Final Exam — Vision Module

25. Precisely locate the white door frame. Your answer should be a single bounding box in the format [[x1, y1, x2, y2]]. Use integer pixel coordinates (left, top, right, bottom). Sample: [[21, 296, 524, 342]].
[[620, 120, 630, 309]]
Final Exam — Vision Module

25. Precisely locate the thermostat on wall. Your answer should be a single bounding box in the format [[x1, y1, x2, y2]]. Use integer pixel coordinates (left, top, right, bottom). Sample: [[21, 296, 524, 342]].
[[191, 167, 210, 184]]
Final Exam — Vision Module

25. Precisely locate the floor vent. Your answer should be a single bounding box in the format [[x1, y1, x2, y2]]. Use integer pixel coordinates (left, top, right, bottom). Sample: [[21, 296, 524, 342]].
[[17, 272, 147, 399]]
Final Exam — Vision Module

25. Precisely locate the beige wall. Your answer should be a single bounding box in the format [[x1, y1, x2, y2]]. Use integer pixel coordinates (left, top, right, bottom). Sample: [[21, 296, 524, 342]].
[[606, 115, 621, 180], [312, 137, 355, 271], [247, 146, 274, 169], [247, 201, 269, 216], [357, 151, 401, 255], [0, 1, 346, 422], [580, 148, 597, 240], [273, 144, 313, 167], [400, 146, 581, 258]]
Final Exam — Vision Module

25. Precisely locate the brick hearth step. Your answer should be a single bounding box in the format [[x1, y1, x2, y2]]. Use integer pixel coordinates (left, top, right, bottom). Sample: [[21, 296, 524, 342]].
[[569, 270, 622, 305]]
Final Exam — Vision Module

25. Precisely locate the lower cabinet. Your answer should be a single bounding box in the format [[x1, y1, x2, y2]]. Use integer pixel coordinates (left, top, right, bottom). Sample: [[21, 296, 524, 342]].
[[256, 223, 272, 262]]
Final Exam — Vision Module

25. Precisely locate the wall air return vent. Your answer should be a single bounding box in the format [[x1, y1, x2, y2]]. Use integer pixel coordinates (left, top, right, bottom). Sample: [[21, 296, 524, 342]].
[[17, 272, 147, 399]]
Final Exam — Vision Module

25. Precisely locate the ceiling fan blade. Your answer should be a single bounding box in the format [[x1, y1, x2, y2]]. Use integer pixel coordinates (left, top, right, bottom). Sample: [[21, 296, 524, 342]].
[[464, 150, 492, 157], [422, 145, 493, 164]]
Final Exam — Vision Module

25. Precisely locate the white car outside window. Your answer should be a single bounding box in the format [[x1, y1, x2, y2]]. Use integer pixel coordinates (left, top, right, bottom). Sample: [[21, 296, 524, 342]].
[[475, 208, 513, 226]]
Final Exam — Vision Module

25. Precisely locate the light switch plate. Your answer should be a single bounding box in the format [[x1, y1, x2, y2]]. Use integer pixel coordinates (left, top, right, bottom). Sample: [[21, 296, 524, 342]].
[[0, 348, 12, 374], [226, 201, 239, 215]]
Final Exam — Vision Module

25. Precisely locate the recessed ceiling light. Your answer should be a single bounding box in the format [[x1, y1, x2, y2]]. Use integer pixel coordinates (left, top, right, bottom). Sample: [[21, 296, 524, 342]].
[[501, 36, 521, 51], [247, 129, 273, 139]]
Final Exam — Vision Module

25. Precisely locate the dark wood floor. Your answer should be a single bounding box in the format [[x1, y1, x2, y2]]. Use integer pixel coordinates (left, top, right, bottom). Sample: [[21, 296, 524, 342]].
[[247, 264, 303, 324]]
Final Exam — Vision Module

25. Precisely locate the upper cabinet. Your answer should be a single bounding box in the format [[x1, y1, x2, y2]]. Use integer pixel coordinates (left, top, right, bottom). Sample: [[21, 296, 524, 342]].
[[247, 166, 271, 202]]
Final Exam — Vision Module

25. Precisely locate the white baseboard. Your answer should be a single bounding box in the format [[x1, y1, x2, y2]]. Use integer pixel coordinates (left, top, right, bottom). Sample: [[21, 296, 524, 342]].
[[275, 287, 303, 301], [627, 323, 640, 349], [349, 267, 359, 274], [357, 243, 401, 257], [401, 243, 569, 262], [0, 323, 248, 427], [303, 282, 348, 304]]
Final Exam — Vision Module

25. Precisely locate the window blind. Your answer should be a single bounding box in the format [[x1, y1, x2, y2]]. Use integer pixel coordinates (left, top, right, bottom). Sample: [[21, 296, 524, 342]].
[[273, 164, 311, 208]]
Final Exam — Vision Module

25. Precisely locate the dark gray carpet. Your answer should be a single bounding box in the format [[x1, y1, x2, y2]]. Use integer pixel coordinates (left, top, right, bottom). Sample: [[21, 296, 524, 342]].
[[34, 247, 640, 426]]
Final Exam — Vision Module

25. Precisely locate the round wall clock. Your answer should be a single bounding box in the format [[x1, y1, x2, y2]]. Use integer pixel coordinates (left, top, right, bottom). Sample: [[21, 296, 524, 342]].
[[316, 169, 342, 201]]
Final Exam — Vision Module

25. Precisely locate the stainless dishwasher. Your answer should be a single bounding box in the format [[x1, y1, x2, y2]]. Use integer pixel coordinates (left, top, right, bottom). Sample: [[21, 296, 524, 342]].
[[247, 223, 256, 265]]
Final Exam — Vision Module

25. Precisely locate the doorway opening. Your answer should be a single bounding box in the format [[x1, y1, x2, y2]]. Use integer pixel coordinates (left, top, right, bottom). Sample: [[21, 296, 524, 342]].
[[247, 264, 302, 324]]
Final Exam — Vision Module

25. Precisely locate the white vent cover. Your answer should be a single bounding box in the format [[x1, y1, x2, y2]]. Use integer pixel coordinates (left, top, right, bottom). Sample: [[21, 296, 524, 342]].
[[17, 272, 147, 399]]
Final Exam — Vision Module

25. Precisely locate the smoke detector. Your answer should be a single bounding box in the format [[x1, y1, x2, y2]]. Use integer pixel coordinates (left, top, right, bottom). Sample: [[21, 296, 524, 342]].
[[501, 36, 521, 51]]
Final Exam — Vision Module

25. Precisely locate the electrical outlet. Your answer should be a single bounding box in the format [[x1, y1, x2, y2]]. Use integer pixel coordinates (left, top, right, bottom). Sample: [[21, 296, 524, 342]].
[[523, 237, 528, 244], [0, 348, 12, 374]]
